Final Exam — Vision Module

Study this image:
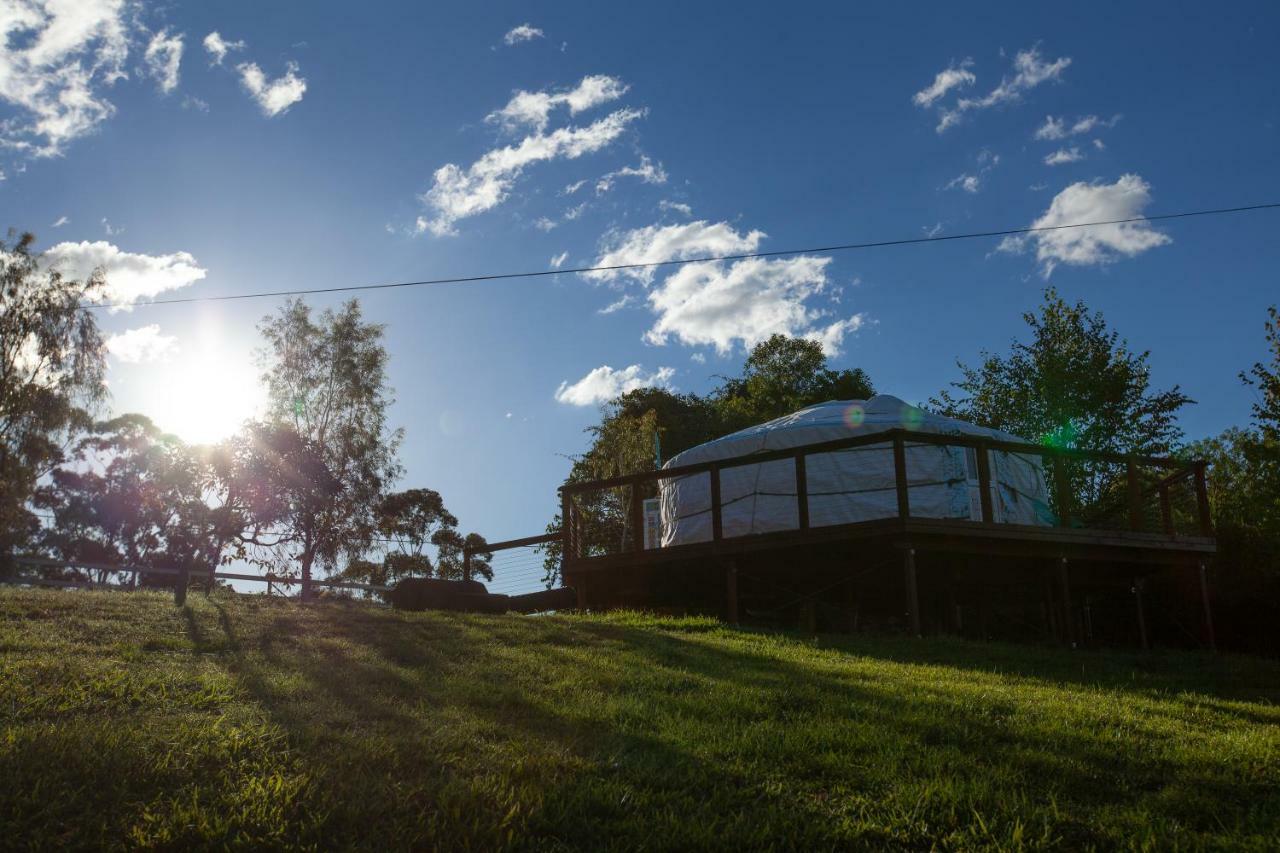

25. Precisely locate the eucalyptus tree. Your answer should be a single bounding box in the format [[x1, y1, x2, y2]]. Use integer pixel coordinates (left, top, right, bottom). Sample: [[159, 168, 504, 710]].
[[1, 232, 106, 570]]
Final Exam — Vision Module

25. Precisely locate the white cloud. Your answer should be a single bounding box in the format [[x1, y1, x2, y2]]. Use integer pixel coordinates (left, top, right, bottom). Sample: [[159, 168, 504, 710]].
[[689, 352, 706, 364], [1044, 147, 1085, 165], [944, 173, 981, 193], [51, 215, 68, 228], [596, 155, 667, 194], [554, 364, 675, 406], [101, 217, 122, 235], [586, 220, 761, 286], [1035, 113, 1120, 141], [922, 222, 943, 238], [533, 217, 557, 232], [44, 240, 207, 310], [912, 59, 975, 108], [550, 251, 569, 268], [929, 47, 1071, 132], [998, 174, 1171, 276], [1092, 138, 1106, 150], [561, 179, 588, 195], [486, 74, 628, 133], [587, 221, 861, 354], [502, 24, 544, 46], [659, 200, 692, 216], [143, 29, 183, 94], [0, 0, 130, 157], [417, 108, 643, 236], [202, 31, 244, 65], [598, 294, 634, 314], [106, 324, 178, 363], [236, 61, 307, 116]]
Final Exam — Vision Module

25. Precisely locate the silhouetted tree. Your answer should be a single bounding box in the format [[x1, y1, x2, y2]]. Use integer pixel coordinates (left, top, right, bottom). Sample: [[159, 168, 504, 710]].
[[1, 232, 106, 572], [256, 299, 403, 598]]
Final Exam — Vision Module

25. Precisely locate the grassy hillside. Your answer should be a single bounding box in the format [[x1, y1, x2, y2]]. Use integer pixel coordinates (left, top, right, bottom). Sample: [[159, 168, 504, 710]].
[[2, 588, 1278, 850]]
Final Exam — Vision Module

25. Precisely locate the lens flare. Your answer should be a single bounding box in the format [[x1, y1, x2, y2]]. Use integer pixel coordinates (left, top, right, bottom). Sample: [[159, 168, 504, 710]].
[[843, 403, 866, 429], [901, 405, 924, 430]]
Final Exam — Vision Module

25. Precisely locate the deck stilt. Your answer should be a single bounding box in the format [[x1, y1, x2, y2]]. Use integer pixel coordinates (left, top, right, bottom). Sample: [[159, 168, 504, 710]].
[[1058, 557, 1075, 648], [1198, 561, 1217, 652], [725, 561, 739, 626], [903, 547, 920, 636]]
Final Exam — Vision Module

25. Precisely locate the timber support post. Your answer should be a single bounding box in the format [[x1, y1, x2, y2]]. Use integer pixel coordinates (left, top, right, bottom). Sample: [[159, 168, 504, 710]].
[[1127, 460, 1143, 532], [903, 546, 920, 637], [1198, 561, 1217, 652], [892, 432, 910, 519], [174, 561, 190, 607], [463, 549, 471, 584]]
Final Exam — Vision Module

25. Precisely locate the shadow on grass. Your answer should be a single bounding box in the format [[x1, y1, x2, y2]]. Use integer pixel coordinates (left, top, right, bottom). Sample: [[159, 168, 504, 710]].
[[186, 594, 1280, 849]]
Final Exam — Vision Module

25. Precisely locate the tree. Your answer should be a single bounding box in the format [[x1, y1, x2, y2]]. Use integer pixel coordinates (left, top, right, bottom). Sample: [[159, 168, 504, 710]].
[[1, 232, 106, 571], [255, 299, 403, 597], [340, 489, 459, 592], [715, 334, 875, 431], [432, 529, 493, 582], [1242, 305, 1280, 441], [931, 289, 1192, 514]]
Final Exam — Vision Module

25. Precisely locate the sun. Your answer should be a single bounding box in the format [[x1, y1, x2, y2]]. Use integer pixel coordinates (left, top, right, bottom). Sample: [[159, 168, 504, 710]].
[[140, 345, 266, 446]]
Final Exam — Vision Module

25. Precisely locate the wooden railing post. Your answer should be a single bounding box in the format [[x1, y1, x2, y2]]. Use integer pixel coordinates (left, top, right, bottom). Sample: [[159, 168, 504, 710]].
[[1127, 460, 1143, 532], [630, 482, 645, 552], [892, 432, 910, 519], [1193, 461, 1212, 537], [174, 561, 189, 607], [795, 452, 809, 530], [976, 440, 994, 524], [710, 465, 723, 541]]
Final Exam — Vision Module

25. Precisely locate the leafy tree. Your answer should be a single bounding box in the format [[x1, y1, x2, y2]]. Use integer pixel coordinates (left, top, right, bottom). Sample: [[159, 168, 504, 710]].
[[1242, 305, 1280, 440], [255, 299, 403, 597], [432, 529, 493, 582], [340, 488, 459, 592], [1, 232, 106, 570], [931, 288, 1192, 516], [715, 334, 875, 430]]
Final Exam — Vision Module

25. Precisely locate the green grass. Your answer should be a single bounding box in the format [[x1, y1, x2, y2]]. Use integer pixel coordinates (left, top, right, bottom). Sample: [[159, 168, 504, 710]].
[[1, 588, 1278, 851]]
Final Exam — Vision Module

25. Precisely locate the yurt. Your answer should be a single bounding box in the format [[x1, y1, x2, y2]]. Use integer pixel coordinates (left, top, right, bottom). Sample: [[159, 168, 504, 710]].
[[658, 395, 1054, 547]]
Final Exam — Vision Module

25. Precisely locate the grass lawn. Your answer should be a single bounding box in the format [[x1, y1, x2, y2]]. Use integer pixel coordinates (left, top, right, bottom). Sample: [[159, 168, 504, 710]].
[[1, 587, 1278, 850]]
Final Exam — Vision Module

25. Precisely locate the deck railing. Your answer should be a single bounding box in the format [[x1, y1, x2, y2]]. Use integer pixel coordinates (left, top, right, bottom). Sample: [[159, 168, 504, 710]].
[[558, 429, 1211, 565]]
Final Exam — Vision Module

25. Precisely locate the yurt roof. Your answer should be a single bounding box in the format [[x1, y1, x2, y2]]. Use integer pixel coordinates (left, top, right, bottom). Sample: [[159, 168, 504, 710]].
[[665, 395, 1031, 468]]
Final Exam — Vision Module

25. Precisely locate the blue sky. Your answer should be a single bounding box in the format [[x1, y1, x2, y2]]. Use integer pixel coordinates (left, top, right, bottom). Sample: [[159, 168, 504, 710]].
[[3, 1, 1279, 581]]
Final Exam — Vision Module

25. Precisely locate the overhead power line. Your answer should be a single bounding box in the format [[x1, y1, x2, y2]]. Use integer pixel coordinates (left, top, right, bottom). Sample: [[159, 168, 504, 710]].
[[87, 202, 1280, 310]]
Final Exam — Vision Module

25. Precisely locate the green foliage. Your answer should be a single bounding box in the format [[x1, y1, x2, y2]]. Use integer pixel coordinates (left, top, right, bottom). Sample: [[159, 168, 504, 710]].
[[1242, 305, 1280, 441], [255, 299, 404, 593], [932, 288, 1190, 453], [3, 588, 1278, 849], [1, 232, 106, 569]]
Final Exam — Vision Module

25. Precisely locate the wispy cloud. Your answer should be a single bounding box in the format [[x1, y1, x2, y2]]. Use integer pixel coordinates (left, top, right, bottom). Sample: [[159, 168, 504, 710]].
[[596, 155, 667, 194], [417, 107, 644, 236], [1034, 113, 1121, 140], [202, 31, 245, 65], [912, 59, 975, 108], [0, 0, 130, 157], [920, 47, 1072, 133], [143, 29, 184, 94], [998, 174, 1170, 276], [1044, 146, 1085, 166], [502, 24, 544, 46], [51, 216, 69, 228], [486, 75, 628, 133], [550, 251, 569, 268], [555, 364, 675, 406], [659, 200, 692, 216]]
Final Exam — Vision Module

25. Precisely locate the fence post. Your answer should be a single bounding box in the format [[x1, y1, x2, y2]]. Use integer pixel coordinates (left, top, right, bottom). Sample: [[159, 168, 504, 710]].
[[1193, 462, 1213, 537], [1127, 460, 1143, 532], [1159, 485, 1173, 535], [892, 432, 910, 520], [174, 561, 189, 607], [794, 452, 809, 530], [710, 464, 723, 541], [463, 548, 472, 583], [560, 490, 574, 567]]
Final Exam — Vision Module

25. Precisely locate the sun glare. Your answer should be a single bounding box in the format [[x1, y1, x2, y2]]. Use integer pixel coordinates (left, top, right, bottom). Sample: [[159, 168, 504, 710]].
[[142, 347, 266, 446]]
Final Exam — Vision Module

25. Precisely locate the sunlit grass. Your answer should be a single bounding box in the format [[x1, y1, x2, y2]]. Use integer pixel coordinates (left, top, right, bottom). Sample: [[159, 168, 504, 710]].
[[1, 588, 1277, 850]]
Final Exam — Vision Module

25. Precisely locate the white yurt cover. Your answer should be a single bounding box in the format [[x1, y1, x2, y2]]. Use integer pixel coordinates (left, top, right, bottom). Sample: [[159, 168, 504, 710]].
[[658, 395, 1053, 547]]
